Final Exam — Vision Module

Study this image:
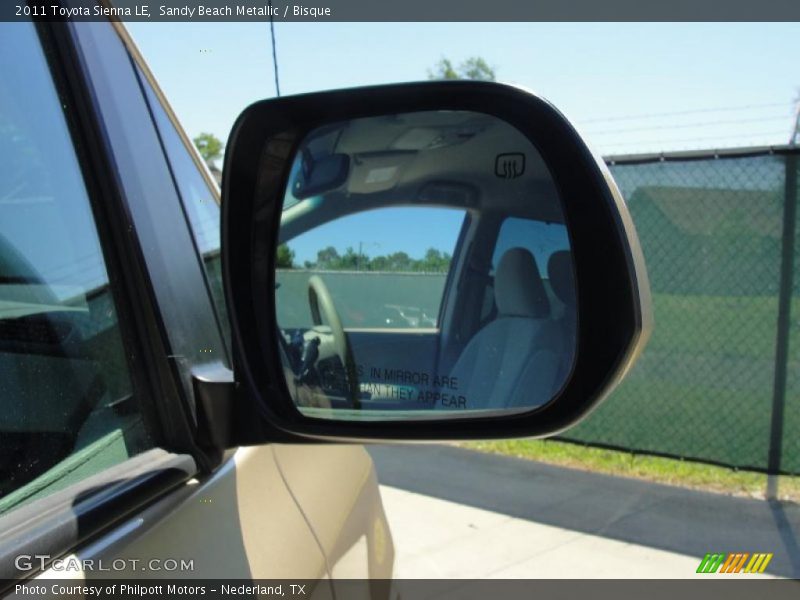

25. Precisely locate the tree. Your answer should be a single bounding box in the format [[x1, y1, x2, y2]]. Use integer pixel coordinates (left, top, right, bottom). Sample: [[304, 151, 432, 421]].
[[314, 246, 340, 269], [193, 132, 224, 165], [275, 244, 295, 268], [386, 251, 412, 272], [428, 58, 459, 80], [368, 255, 390, 272], [338, 247, 361, 270], [420, 248, 452, 272], [302, 246, 452, 272], [428, 56, 496, 82]]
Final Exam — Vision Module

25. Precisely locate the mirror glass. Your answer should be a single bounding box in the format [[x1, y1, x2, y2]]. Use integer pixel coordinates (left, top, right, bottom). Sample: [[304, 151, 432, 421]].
[[274, 110, 577, 421]]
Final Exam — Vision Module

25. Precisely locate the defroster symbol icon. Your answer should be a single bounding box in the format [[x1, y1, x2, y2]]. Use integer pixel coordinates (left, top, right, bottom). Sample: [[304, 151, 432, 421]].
[[495, 153, 526, 179]]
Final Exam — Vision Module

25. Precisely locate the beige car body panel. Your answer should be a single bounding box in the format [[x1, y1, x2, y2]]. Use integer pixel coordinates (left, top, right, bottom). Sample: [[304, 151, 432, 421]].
[[272, 445, 395, 579], [25, 445, 391, 583]]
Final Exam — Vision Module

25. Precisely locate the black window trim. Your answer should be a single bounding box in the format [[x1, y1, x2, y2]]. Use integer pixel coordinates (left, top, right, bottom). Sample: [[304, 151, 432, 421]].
[[132, 60, 232, 365], [0, 449, 196, 586], [68, 15, 230, 452], [35, 19, 165, 451], [39, 16, 192, 450], [61, 15, 212, 455]]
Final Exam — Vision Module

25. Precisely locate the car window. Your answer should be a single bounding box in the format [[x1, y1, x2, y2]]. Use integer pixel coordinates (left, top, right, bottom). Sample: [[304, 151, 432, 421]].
[[484, 216, 573, 322], [136, 66, 231, 355], [0, 21, 153, 515], [277, 207, 466, 330]]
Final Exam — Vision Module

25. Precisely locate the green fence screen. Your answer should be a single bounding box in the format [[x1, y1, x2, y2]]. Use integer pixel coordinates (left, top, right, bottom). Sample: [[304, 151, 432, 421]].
[[559, 149, 799, 475]]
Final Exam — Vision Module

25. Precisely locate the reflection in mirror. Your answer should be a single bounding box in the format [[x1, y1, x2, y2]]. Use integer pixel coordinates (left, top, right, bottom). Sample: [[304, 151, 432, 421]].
[[274, 111, 576, 421]]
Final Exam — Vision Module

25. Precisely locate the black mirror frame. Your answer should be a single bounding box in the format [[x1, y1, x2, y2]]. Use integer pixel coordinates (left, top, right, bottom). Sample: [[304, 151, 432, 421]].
[[222, 81, 652, 443]]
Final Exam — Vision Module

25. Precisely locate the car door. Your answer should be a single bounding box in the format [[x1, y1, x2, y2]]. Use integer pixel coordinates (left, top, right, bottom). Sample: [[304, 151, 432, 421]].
[[0, 17, 333, 586], [101, 18, 392, 581]]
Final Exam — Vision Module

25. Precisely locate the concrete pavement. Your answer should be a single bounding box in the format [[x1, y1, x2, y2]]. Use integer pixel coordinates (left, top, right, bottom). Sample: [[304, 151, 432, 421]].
[[367, 444, 800, 578]]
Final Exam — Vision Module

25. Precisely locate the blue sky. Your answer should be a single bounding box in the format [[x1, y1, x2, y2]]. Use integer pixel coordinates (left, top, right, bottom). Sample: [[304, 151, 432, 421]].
[[285, 207, 466, 265], [126, 22, 800, 263], [128, 22, 800, 156]]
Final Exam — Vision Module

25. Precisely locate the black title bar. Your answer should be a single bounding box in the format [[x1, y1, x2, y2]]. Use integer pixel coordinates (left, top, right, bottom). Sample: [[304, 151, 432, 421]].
[[4, 0, 800, 22]]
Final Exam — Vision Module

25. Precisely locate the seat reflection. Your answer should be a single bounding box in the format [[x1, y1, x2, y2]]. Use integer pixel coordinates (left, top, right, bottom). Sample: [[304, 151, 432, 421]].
[[446, 247, 570, 410]]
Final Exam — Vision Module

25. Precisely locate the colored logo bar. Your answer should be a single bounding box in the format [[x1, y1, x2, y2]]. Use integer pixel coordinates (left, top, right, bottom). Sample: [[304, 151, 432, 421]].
[[696, 552, 773, 574]]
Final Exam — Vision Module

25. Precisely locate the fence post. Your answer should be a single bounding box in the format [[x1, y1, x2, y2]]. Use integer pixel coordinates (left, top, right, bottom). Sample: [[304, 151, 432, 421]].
[[767, 153, 798, 498]]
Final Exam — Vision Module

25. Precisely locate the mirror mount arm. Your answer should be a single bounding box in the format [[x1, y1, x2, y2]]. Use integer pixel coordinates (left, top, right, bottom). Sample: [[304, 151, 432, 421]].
[[192, 363, 329, 462], [191, 363, 236, 471]]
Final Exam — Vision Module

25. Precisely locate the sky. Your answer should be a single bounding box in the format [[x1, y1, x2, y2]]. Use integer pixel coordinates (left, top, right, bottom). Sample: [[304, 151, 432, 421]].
[[126, 22, 800, 263], [284, 207, 466, 265], [127, 22, 800, 156]]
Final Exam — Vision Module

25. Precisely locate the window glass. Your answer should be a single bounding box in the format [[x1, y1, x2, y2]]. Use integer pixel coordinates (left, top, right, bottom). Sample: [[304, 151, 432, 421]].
[[276, 207, 466, 330], [137, 67, 231, 352], [488, 217, 573, 319], [492, 217, 571, 273], [0, 21, 152, 514]]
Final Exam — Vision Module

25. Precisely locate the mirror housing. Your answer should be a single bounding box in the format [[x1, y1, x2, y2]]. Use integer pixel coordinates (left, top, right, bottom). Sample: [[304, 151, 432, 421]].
[[222, 81, 652, 443]]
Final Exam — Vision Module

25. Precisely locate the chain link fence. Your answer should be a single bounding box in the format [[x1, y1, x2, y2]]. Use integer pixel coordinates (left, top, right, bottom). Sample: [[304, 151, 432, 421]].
[[270, 146, 799, 475], [559, 148, 799, 475]]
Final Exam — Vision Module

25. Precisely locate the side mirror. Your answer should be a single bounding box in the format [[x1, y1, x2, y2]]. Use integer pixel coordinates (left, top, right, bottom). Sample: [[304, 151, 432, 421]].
[[222, 81, 651, 443]]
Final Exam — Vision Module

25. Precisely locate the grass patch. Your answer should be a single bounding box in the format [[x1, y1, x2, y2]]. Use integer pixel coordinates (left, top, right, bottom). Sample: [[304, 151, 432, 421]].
[[462, 439, 800, 504]]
